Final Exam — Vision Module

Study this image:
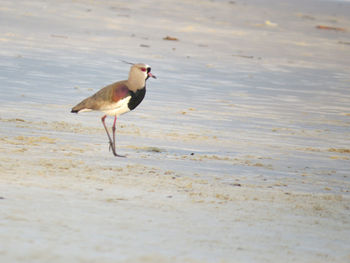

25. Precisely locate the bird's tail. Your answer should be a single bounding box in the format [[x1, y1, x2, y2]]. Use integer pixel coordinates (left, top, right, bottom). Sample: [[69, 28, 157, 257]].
[[71, 103, 85, 113], [71, 95, 95, 114]]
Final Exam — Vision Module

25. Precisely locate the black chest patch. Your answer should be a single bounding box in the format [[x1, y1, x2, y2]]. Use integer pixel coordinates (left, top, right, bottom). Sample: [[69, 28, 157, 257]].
[[128, 87, 146, 111]]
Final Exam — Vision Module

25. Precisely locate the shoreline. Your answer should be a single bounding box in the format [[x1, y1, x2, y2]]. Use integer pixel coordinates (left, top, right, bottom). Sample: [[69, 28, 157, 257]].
[[0, 0, 349, 262]]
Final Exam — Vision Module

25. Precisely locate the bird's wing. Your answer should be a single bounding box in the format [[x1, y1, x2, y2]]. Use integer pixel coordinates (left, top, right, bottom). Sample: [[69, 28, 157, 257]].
[[71, 80, 130, 113], [111, 83, 130, 103]]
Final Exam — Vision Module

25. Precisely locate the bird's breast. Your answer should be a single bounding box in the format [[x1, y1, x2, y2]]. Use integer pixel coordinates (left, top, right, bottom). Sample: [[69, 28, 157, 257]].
[[128, 87, 146, 111]]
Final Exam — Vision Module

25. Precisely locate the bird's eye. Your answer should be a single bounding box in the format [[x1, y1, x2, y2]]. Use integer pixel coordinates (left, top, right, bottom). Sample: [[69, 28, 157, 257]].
[[140, 67, 146, 72]]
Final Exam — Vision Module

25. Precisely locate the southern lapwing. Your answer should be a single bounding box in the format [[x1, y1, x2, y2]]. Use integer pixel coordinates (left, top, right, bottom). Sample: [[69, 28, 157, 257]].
[[71, 63, 156, 157]]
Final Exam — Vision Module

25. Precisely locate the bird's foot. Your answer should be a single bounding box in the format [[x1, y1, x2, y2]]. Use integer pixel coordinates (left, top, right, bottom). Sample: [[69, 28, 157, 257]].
[[108, 142, 126, 158], [108, 142, 113, 152], [114, 153, 127, 158]]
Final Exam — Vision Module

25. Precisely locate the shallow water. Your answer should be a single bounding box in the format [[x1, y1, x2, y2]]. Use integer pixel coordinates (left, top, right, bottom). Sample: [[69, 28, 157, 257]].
[[1, 0, 350, 262]]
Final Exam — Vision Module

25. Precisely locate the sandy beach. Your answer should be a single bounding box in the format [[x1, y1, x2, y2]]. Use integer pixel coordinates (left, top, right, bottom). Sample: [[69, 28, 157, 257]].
[[0, 0, 350, 262]]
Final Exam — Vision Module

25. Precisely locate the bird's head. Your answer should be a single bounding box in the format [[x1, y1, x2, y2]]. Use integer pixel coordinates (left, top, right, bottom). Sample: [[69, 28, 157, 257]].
[[127, 63, 156, 91], [130, 63, 156, 81]]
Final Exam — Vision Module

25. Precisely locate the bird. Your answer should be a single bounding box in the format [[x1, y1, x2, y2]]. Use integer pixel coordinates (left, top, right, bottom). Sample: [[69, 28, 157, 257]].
[[71, 63, 156, 157]]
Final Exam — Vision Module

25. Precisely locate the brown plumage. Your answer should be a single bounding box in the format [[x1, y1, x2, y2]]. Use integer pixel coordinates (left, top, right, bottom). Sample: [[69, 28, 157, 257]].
[[71, 63, 156, 157]]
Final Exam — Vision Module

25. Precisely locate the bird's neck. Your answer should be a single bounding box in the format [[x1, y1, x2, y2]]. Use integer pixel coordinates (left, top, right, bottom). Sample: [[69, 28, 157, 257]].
[[127, 77, 146, 92]]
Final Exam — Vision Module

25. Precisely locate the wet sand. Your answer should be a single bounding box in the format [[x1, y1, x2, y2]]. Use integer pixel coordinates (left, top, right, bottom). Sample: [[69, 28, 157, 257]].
[[0, 0, 350, 262]]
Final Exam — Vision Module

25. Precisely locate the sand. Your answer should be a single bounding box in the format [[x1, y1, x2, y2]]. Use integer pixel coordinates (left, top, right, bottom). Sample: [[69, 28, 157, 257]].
[[0, 0, 350, 262]]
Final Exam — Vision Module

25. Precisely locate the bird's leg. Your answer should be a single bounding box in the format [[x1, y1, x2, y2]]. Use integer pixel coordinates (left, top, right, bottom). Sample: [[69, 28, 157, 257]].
[[111, 115, 126, 158], [112, 115, 117, 153], [101, 115, 116, 156]]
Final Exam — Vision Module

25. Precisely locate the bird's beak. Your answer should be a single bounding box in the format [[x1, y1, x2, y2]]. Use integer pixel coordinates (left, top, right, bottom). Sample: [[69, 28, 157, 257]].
[[148, 72, 157, 79]]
